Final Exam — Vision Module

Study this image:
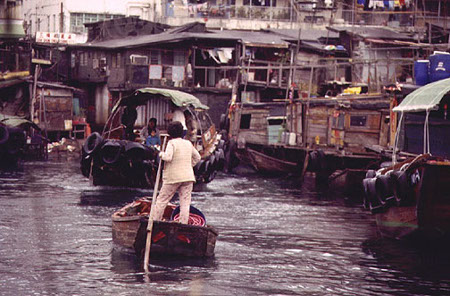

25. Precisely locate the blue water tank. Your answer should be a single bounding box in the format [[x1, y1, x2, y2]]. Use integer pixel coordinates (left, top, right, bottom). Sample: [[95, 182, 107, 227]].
[[414, 60, 429, 86], [429, 53, 450, 82]]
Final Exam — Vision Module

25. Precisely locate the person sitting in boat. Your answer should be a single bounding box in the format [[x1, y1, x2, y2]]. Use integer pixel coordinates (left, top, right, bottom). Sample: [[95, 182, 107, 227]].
[[140, 117, 160, 141], [185, 111, 198, 143], [145, 129, 161, 147], [151, 121, 201, 224]]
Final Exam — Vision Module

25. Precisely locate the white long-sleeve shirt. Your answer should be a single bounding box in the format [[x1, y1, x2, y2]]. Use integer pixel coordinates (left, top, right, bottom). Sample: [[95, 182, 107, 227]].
[[160, 138, 201, 184], [172, 109, 187, 130]]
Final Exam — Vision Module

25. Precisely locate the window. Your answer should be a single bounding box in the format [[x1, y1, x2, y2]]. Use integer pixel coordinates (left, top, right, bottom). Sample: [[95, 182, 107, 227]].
[[112, 53, 121, 68], [70, 13, 124, 33], [243, 0, 276, 6], [350, 115, 367, 127], [240, 114, 251, 129], [117, 53, 121, 67], [174, 51, 185, 66], [79, 52, 88, 66], [162, 50, 174, 65], [150, 50, 160, 64]]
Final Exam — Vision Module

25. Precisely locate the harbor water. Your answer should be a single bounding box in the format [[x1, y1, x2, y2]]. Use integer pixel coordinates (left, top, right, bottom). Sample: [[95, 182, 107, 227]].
[[0, 159, 449, 295]]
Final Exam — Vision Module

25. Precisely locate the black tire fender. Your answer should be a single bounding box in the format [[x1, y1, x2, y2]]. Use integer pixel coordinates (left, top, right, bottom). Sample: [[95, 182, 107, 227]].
[[194, 159, 205, 175], [81, 155, 92, 178], [366, 177, 385, 213], [0, 125, 9, 145], [308, 150, 326, 172], [392, 170, 412, 205], [362, 178, 371, 210], [216, 149, 225, 171], [101, 140, 123, 164], [5, 127, 25, 155], [83, 132, 103, 155], [375, 174, 394, 203], [208, 154, 216, 171], [125, 141, 146, 161]]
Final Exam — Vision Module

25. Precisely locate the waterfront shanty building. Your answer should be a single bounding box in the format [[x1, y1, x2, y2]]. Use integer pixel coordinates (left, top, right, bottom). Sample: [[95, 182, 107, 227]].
[[59, 17, 321, 132]]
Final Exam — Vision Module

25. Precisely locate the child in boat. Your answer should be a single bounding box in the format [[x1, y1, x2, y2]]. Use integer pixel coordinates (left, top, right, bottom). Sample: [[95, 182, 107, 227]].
[[151, 121, 201, 224], [145, 129, 161, 147]]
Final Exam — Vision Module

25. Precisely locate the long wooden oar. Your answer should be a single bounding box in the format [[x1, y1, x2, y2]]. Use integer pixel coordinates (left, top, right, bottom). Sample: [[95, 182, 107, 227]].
[[143, 135, 168, 272]]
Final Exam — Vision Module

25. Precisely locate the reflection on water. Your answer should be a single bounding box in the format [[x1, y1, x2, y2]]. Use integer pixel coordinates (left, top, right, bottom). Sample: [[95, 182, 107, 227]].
[[0, 159, 449, 295]]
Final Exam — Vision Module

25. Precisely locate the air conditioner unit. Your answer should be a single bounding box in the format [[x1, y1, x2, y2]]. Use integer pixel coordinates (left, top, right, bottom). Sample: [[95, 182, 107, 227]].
[[130, 54, 148, 65]]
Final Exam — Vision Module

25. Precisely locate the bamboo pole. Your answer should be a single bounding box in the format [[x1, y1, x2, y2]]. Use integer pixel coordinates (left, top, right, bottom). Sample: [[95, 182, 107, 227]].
[[143, 135, 168, 273]]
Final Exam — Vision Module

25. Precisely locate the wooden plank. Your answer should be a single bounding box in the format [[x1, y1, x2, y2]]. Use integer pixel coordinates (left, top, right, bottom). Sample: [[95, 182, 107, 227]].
[[344, 132, 378, 148]]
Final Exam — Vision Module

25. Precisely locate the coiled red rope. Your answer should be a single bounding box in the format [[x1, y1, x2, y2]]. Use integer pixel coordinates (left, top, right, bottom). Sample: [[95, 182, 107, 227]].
[[172, 213, 205, 226]]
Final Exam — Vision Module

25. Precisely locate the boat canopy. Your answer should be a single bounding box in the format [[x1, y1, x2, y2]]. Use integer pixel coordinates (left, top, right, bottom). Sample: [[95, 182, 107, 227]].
[[0, 114, 40, 130], [393, 78, 450, 112], [120, 88, 208, 110]]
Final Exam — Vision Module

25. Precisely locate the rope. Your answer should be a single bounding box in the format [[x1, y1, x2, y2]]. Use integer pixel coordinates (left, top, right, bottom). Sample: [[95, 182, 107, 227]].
[[172, 213, 206, 226], [392, 111, 404, 165]]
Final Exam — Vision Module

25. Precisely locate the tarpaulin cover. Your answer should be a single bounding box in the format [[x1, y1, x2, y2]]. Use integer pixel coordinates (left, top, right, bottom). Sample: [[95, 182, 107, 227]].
[[393, 78, 450, 112], [116, 88, 209, 113]]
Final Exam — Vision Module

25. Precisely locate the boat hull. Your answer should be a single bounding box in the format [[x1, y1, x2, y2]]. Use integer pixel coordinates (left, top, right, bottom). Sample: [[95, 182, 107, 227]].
[[246, 147, 299, 174], [111, 199, 218, 258], [112, 217, 218, 258], [372, 160, 450, 239], [375, 206, 418, 239]]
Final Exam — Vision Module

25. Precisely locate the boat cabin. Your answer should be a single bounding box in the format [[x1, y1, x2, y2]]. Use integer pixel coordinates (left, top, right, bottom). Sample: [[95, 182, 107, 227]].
[[230, 94, 390, 155]]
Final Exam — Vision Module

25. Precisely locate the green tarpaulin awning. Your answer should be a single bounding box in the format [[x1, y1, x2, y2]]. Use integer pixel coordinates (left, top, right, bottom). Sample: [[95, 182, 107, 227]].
[[393, 77, 450, 112], [0, 19, 25, 39], [132, 88, 209, 110], [112, 88, 209, 115]]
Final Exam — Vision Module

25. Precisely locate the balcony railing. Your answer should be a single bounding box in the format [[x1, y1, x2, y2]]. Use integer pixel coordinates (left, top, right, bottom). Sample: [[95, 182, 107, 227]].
[[168, 4, 295, 21], [123, 64, 238, 90], [341, 9, 417, 27]]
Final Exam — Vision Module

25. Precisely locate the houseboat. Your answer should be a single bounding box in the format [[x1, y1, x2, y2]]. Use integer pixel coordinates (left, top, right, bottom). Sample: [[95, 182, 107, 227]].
[[0, 117, 27, 169], [81, 88, 225, 187], [225, 86, 392, 189], [362, 77, 450, 239]]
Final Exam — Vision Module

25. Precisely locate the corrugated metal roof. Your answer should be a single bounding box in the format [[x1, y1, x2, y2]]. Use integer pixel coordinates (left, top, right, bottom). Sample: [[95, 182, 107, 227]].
[[73, 27, 290, 49], [115, 88, 209, 112], [328, 25, 414, 41], [266, 28, 339, 41]]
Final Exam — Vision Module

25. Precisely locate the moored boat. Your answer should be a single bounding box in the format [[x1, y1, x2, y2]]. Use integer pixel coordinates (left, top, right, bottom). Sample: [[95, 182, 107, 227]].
[[362, 78, 450, 239], [112, 197, 218, 258], [226, 93, 391, 186], [246, 146, 299, 174], [0, 115, 39, 168], [81, 88, 225, 187]]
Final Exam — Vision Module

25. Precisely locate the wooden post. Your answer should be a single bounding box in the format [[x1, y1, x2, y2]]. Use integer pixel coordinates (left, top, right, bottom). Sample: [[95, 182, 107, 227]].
[[303, 66, 314, 147], [42, 90, 49, 142], [386, 51, 390, 83], [30, 64, 40, 127]]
